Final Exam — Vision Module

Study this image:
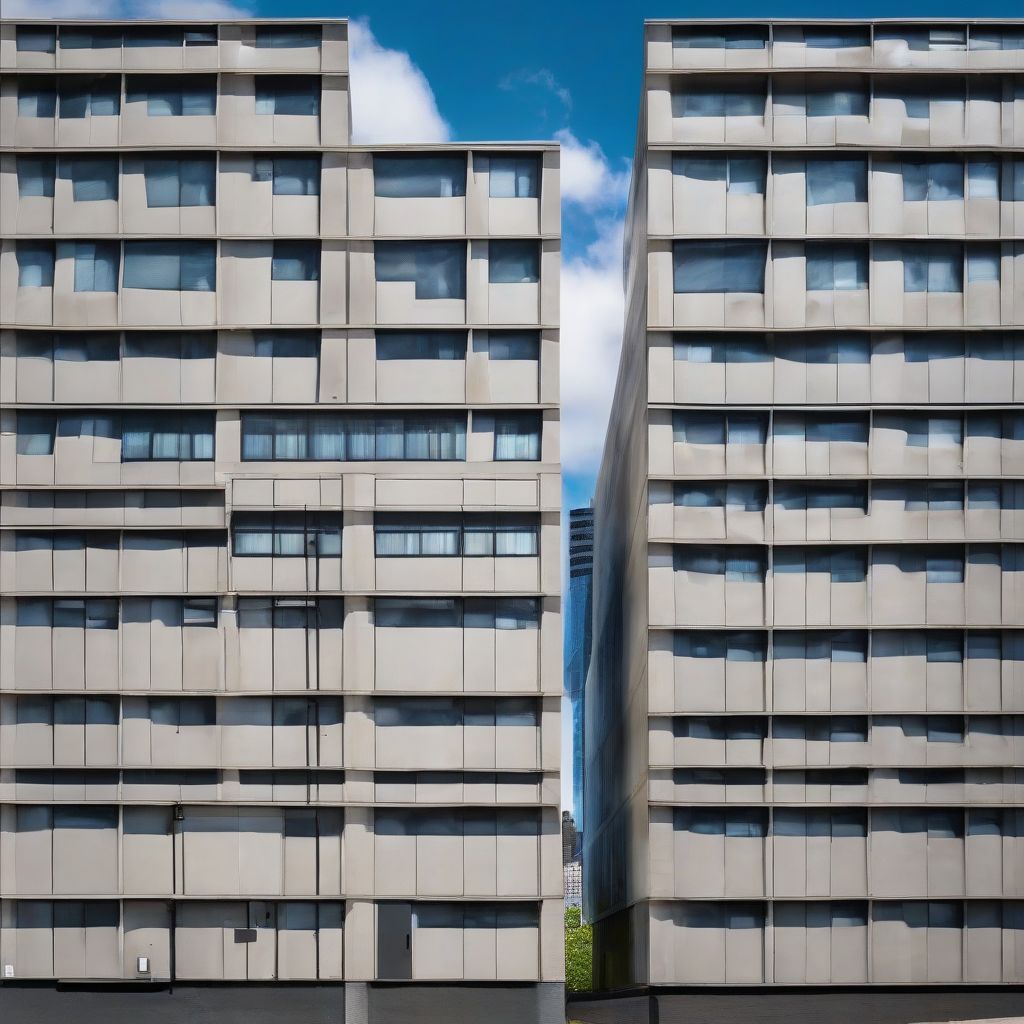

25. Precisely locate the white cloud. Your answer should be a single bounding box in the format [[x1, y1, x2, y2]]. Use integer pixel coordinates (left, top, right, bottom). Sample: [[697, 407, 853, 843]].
[[348, 19, 450, 145], [4, 0, 252, 15], [555, 129, 630, 210], [560, 218, 625, 477]]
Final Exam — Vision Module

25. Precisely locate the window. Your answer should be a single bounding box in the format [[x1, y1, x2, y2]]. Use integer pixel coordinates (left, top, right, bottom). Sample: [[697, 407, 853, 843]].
[[374, 515, 538, 557], [57, 157, 118, 202], [674, 716, 766, 741], [926, 550, 965, 584], [59, 242, 119, 293], [674, 334, 769, 363], [489, 155, 540, 198], [123, 241, 216, 291], [804, 157, 867, 206], [183, 598, 217, 626], [255, 75, 320, 116], [373, 154, 466, 198], [673, 240, 767, 294], [241, 412, 467, 461], [967, 247, 1000, 284], [801, 26, 870, 48], [60, 27, 122, 49], [17, 243, 54, 288], [125, 331, 215, 360], [675, 482, 766, 510], [773, 716, 867, 743], [59, 75, 120, 118], [903, 244, 963, 293], [672, 25, 768, 49], [773, 630, 867, 663], [489, 240, 540, 284], [254, 26, 321, 48], [150, 697, 216, 728], [185, 28, 218, 46], [143, 158, 215, 208], [16, 413, 56, 456], [672, 411, 767, 445], [237, 597, 342, 630], [904, 333, 964, 363], [674, 631, 767, 661], [376, 698, 461, 728], [675, 767, 766, 788], [126, 27, 186, 47], [926, 632, 963, 663], [675, 155, 767, 195], [472, 518, 539, 557], [903, 160, 964, 202], [17, 26, 56, 52], [232, 513, 341, 557], [967, 482, 1001, 511], [772, 809, 867, 838], [121, 412, 215, 461], [492, 597, 540, 629], [17, 157, 56, 198], [967, 160, 1000, 200], [272, 241, 320, 282], [494, 413, 542, 461], [376, 331, 466, 360], [376, 598, 462, 628], [901, 481, 965, 511], [17, 80, 57, 118], [676, 808, 768, 838], [375, 241, 466, 299], [927, 715, 965, 742], [900, 415, 963, 448], [254, 330, 320, 359], [775, 482, 867, 512], [774, 547, 867, 582], [54, 414, 118, 450], [783, 413, 868, 444], [970, 26, 1024, 50], [488, 331, 540, 360], [672, 79, 767, 117], [375, 517, 460, 557], [806, 243, 868, 291], [777, 77, 867, 116], [675, 546, 766, 581], [877, 25, 967, 51], [126, 76, 216, 116], [780, 334, 869, 365], [881, 79, 968, 121], [254, 156, 321, 196]]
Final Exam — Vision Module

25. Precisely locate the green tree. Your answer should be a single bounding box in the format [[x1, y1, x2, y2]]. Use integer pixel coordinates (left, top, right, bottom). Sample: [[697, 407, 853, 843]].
[[564, 905, 593, 993]]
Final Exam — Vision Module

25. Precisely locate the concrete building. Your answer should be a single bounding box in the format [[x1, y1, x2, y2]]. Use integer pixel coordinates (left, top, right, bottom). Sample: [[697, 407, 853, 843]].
[[0, 18, 563, 1023], [585, 19, 1024, 1015], [566, 504, 593, 837], [563, 860, 582, 911], [562, 811, 582, 910]]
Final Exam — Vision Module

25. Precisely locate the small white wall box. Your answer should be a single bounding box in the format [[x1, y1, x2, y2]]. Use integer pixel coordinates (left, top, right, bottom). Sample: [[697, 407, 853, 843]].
[[136, 956, 150, 975], [3, 965, 13, 978]]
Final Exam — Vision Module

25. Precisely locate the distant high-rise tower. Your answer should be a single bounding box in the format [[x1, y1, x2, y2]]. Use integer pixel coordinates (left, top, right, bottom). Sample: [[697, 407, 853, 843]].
[[586, 17, 1024, 1021], [0, 16, 563, 1023], [566, 505, 593, 839]]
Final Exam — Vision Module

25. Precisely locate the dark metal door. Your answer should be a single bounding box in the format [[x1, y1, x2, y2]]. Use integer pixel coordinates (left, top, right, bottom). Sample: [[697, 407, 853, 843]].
[[377, 902, 412, 979]]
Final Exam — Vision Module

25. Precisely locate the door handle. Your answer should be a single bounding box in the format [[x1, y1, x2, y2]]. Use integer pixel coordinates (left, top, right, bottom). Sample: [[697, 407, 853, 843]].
[[405, 934, 410, 950]]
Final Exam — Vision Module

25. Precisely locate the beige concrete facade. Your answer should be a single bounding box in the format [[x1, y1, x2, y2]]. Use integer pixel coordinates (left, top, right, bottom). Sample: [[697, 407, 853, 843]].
[[0, 18, 562, 1010], [586, 20, 1024, 991]]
